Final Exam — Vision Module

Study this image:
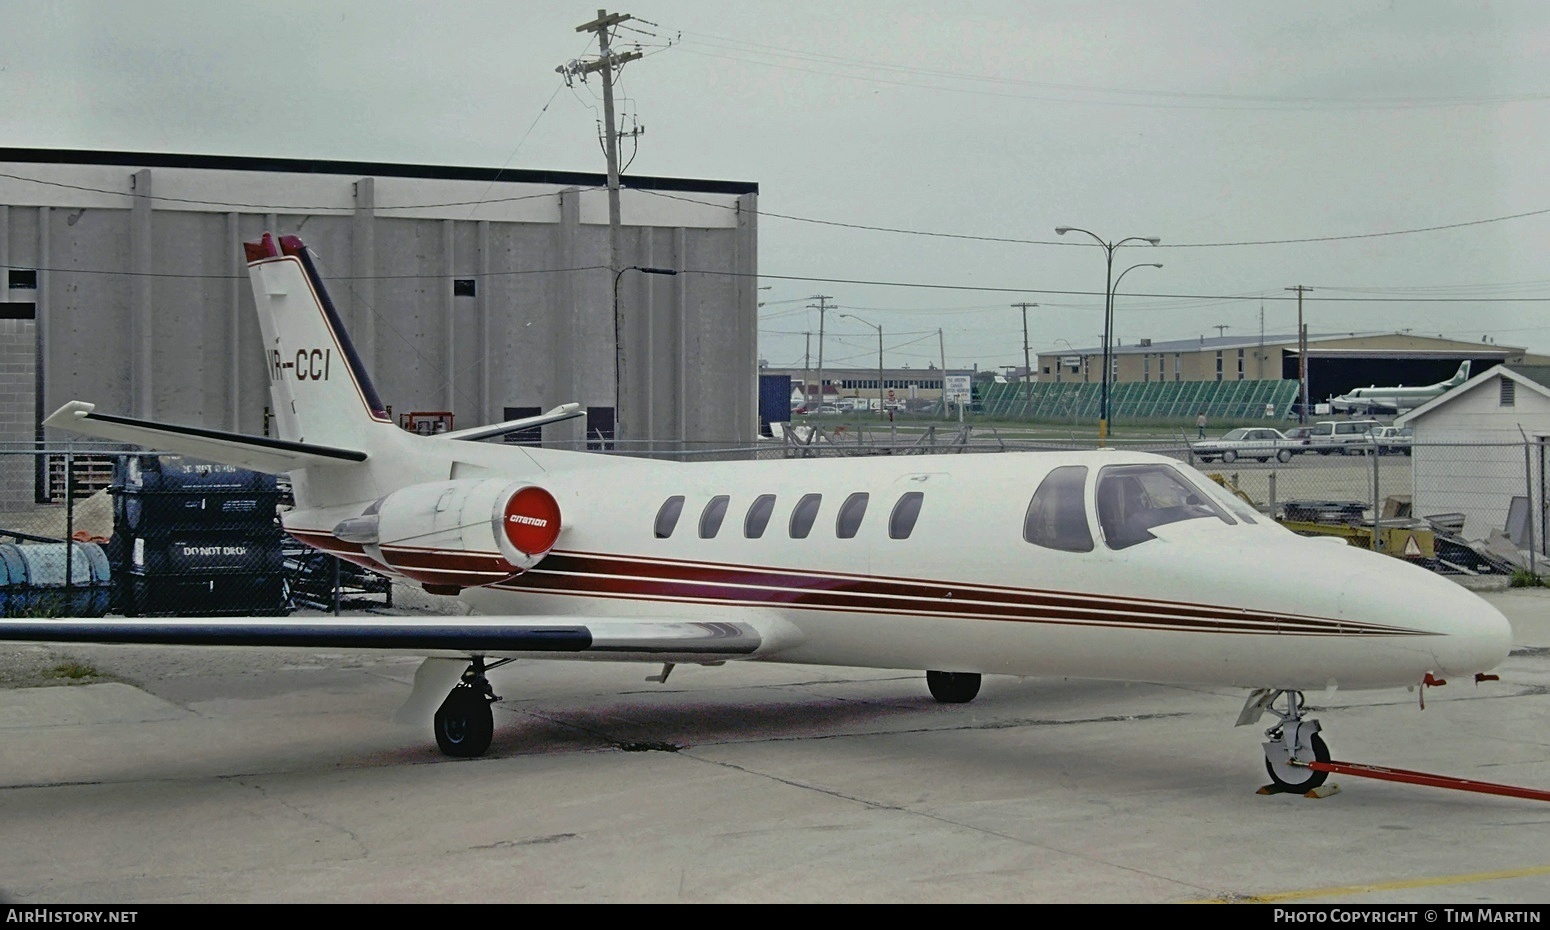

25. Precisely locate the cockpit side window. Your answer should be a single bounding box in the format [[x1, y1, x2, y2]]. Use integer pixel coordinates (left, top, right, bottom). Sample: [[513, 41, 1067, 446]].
[[1023, 465, 1093, 552], [1096, 464, 1233, 550]]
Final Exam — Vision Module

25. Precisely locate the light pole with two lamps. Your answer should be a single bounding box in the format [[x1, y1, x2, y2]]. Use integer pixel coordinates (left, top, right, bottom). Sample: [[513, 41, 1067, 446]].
[[838, 313, 885, 418], [1054, 226, 1160, 442], [613, 264, 678, 446]]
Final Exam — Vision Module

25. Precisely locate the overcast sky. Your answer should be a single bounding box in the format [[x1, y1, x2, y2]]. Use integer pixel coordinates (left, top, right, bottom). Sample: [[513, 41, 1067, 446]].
[[5, 1, 1550, 374]]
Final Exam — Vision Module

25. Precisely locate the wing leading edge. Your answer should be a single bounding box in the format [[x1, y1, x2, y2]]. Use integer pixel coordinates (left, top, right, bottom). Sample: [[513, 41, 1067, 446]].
[[0, 615, 790, 661], [42, 401, 367, 473]]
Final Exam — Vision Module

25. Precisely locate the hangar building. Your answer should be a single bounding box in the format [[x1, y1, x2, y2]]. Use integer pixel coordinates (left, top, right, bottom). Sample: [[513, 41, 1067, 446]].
[[0, 148, 758, 502], [1035, 331, 1543, 407]]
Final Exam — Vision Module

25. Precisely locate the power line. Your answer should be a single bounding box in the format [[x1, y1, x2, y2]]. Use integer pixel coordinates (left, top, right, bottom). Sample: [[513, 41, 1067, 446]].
[[639, 188, 1550, 249], [7, 165, 1549, 250], [670, 30, 1550, 112]]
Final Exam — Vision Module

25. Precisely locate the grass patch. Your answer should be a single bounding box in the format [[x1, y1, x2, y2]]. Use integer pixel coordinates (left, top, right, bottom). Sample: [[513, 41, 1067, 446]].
[[1509, 569, 1549, 588], [44, 661, 99, 681]]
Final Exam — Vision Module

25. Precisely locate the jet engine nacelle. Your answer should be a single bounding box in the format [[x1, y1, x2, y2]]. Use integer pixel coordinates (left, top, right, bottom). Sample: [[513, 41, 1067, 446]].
[[332, 478, 562, 593]]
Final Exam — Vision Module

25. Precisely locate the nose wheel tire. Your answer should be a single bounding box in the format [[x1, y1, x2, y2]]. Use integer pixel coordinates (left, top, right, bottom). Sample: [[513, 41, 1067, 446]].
[[926, 670, 982, 703], [1264, 731, 1330, 791], [435, 686, 495, 758]]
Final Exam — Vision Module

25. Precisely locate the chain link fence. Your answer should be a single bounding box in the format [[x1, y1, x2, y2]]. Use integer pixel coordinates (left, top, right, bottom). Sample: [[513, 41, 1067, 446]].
[[0, 448, 444, 621]]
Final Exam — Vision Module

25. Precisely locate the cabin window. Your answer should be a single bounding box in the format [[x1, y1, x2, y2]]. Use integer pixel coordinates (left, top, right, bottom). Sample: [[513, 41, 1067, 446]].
[[654, 496, 685, 538], [1096, 464, 1233, 550], [1023, 465, 1093, 552], [745, 494, 776, 538], [889, 491, 925, 539], [836, 492, 869, 539], [790, 493, 822, 538], [700, 495, 731, 538]]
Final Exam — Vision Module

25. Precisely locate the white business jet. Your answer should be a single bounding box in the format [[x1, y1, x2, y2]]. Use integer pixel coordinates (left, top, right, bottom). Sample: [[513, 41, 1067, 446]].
[[3, 234, 1512, 793]]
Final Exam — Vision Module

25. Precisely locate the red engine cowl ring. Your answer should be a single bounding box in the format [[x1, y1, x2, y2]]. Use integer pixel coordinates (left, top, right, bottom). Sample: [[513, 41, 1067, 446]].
[[494, 484, 562, 569]]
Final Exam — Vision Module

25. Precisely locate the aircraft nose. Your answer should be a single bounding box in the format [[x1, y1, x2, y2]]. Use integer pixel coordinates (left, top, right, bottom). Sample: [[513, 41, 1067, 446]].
[[1400, 570, 1514, 674]]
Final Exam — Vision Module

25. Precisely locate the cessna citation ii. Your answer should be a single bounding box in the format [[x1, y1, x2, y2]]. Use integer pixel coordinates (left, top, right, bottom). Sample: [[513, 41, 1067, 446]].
[[1328, 361, 1471, 415], [1, 234, 1513, 793]]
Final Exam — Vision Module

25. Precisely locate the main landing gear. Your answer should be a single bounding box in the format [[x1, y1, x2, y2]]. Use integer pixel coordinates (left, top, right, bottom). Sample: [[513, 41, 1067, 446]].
[[926, 670, 982, 703], [433, 656, 510, 758], [1245, 689, 1331, 792]]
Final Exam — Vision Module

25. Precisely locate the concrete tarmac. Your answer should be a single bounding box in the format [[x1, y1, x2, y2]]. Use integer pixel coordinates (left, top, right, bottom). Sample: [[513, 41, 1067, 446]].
[[4, 585, 1550, 904]]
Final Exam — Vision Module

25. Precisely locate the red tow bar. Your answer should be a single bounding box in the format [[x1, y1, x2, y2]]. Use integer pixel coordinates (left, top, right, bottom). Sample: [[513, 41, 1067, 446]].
[[1311, 760, 1550, 803]]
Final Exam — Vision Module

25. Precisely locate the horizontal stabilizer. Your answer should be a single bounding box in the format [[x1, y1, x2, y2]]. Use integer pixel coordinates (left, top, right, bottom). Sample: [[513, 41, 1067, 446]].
[[439, 403, 585, 442], [43, 401, 367, 474], [0, 614, 795, 661]]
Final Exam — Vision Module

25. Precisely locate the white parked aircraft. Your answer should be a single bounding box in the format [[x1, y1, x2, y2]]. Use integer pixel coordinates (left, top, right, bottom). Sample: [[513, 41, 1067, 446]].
[[1327, 361, 1471, 414], [2, 235, 1513, 792]]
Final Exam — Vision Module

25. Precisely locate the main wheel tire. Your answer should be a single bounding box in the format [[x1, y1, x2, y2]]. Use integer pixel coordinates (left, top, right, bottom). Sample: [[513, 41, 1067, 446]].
[[1276, 449, 1293, 463], [926, 670, 981, 704], [434, 687, 494, 758], [1222, 450, 1237, 463], [1264, 731, 1330, 792]]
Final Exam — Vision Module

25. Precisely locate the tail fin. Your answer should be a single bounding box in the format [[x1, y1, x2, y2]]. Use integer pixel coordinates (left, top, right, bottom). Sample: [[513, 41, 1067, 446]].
[[244, 234, 398, 450], [1454, 360, 1472, 384]]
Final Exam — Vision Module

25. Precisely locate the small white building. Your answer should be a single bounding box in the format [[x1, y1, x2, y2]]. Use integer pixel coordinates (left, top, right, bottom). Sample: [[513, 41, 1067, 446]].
[[1395, 365, 1550, 545]]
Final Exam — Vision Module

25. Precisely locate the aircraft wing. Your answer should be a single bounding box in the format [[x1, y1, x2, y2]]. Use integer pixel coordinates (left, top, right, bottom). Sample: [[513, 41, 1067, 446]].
[[43, 401, 367, 473], [439, 404, 584, 442], [0, 612, 799, 662]]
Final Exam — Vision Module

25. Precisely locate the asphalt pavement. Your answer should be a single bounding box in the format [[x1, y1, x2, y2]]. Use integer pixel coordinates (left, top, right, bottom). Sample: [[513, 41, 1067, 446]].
[[4, 584, 1550, 904]]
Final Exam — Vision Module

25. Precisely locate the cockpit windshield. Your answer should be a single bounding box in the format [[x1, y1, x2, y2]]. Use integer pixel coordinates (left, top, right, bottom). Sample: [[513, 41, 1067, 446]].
[[1096, 463, 1234, 550]]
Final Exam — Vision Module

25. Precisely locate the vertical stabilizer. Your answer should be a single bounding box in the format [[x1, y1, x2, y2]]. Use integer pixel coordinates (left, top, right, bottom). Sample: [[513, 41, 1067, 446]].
[[244, 234, 396, 450]]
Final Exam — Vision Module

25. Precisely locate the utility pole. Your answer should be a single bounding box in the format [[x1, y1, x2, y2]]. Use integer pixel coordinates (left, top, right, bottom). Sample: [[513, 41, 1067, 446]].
[[938, 328, 950, 419], [1013, 302, 1037, 410], [1287, 285, 1312, 423], [562, 10, 643, 440], [1214, 324, 1230, 339], [802, 331, 811, 410], [810, 296, 834, 412]]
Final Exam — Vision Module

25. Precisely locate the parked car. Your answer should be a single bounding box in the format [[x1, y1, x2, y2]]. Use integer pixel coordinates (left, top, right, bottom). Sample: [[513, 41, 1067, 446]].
[[1191, 427, 1294, 463], [1367, 425, 1413, 455], [1282, 425, 1316, 453], [1304, 418, 1383, 455]]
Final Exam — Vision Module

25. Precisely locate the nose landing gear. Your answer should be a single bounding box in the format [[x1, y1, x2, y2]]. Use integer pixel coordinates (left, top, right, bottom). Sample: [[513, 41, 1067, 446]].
[[1250, 689, 1331, 792]]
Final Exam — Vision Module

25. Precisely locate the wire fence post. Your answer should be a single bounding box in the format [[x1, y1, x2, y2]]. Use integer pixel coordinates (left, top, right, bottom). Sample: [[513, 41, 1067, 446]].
[[1524, 432, 1538, 579], [1370, 439, 1380, 552], [65, 445, 75, 595], [1541, 437, 1548, 568]]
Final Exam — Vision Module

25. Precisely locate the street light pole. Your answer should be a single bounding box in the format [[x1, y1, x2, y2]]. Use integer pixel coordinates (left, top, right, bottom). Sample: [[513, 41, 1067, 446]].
[[839, 313, 884, 417], [613, 264, 678, 448], [1110, 260, 1163, 397], [1055, 226, 1160, 443]]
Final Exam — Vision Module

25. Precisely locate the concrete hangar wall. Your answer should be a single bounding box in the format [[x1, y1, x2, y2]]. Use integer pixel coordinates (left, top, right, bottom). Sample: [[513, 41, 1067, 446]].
[[0, 149, 759, 467]]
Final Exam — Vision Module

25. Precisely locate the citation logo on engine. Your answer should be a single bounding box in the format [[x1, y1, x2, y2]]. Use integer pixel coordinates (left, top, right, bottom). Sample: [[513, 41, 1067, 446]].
[[500, 485, 562, 560]]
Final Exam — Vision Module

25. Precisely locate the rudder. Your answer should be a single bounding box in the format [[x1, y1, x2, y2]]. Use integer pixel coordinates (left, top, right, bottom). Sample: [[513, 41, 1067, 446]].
[[244, 234, 397, 452]]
